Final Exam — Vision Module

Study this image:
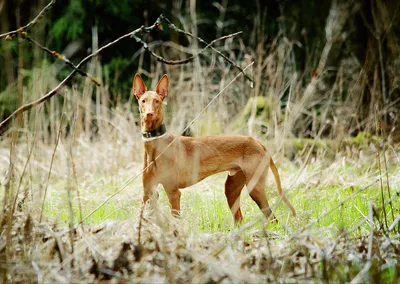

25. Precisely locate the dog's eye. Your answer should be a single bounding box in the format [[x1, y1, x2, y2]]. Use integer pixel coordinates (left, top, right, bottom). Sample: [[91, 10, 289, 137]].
[[155, 100, 160, 104], [141, 99, 145, 103]]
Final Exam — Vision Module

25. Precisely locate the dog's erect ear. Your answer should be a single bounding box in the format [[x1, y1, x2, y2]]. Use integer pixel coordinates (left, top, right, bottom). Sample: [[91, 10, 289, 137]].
[[133, 73, 147, 99], [155, 74, 168, 100]]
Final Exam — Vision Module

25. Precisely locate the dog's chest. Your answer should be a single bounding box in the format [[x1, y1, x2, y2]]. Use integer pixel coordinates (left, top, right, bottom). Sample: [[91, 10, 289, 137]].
[[144, 143, 178, 169]]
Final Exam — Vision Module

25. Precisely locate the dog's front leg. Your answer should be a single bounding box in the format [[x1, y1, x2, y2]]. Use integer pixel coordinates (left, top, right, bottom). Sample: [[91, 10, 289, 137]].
[[164, 185, 181, 217], [142, 173, 159, 206], [142, 187, 159, 204]]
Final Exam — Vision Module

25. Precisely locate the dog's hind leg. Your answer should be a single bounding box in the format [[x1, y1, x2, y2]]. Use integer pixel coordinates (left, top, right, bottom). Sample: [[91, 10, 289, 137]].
[[248, 182, 277, 222], [225, 170, 246, 223], [243, 159, 277, 222]]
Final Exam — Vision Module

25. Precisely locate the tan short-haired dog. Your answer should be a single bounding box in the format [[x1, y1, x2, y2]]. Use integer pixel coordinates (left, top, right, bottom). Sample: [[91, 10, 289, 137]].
[[134, 73, 296, 223]]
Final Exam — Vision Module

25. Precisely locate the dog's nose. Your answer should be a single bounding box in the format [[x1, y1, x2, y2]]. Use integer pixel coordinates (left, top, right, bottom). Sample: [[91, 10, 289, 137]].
[[146, 112, 154, 118]]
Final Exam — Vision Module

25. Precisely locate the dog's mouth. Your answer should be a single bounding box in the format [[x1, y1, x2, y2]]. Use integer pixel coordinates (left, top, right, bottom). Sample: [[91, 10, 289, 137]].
[[142, 117, 159, 130], [144, 116, 155, 122]]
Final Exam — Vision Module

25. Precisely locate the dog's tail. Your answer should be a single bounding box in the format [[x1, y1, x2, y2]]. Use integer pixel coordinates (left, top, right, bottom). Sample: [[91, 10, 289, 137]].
[[269, 157, 296, 216]]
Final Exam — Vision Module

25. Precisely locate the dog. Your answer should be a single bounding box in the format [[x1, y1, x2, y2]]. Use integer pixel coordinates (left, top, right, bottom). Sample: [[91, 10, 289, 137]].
[[134, 73, 296, 223]]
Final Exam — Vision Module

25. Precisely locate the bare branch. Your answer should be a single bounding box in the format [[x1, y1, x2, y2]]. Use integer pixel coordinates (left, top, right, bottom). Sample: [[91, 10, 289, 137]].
[[159, 15, 253, 84], [0, 0, 100, 86], [0, 14, 249, 131], [23, 33, 101, 86], [0, 16, 164, 132], [133, 31, 242, 65], [0, 0, 101, 87], [0, 0, 56, 39]]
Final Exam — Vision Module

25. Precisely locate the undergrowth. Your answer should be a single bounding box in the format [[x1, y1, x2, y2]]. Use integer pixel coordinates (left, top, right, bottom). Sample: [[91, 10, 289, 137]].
[[1, 0, 400, 281]]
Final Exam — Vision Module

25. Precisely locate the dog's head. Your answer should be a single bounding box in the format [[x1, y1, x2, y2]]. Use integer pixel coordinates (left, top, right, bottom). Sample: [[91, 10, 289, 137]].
[[133, 74, 168, 132]]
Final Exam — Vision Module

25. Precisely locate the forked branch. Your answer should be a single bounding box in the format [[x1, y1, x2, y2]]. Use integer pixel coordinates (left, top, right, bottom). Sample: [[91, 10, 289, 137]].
[[0, 0, 56, 39], [0, 17, 163, 131], [0, 12, 252, 131], [159, 15, 253, 84], [133, 31, 242, 65], [22, 33, 101, 87]]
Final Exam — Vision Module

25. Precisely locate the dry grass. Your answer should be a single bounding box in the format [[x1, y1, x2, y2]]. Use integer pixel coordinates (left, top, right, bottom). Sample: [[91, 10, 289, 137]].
[[1, 168, 399, 283], [0, 103, 399, 282], [1, 1, 400, 282]]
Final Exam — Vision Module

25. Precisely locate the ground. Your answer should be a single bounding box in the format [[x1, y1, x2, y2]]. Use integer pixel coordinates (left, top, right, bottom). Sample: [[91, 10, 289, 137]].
[[0, 135, 399, 282]]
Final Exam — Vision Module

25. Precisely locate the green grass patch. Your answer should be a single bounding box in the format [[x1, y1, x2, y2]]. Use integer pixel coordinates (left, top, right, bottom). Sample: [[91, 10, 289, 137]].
[[3, 148, 398, 240], [38, 170, 399, 238]]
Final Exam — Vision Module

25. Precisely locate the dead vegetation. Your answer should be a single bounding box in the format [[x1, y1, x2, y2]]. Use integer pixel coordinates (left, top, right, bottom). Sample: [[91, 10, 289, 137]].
[[1, 0, 400, 282], [2, 202, 400, 283], [0, 130, 399, 282]]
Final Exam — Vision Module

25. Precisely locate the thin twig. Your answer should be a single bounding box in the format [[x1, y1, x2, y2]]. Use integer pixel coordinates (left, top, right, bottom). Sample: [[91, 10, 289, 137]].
[[0, 0, 56, 39], [67, 142, 75, 266], [138, 204, 145, 245], [375, 105, 388, 230], [0, 16, 164, 132], [367, 202, 374, 260], [388, 214, 400, 231], [377, 38, 387, 105], [70, 99, 84, 229], [350, 202, 375, 283], [133, 31, 242, 65], [39, 114, 64, 223], [350, 261, 372, 284], [5, 135, 35, 260], [160, 15, 253, 84], [10, 137, 35, 218], [24, 34, 100, 86], [375, 189, 400, 223], [381, 130, 395, 224]]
